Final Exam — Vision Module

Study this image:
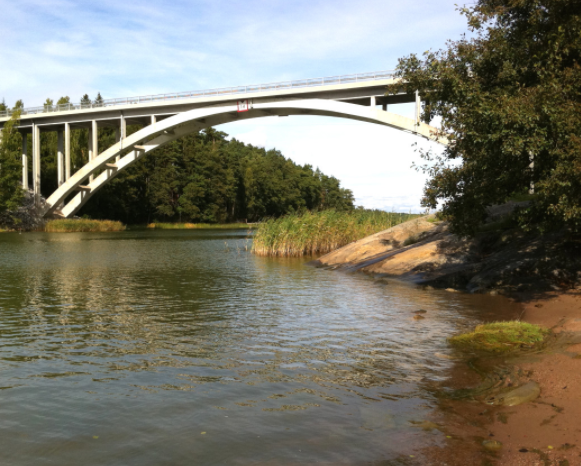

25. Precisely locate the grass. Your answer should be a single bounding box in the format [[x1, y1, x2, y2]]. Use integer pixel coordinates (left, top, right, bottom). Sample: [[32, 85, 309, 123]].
[[252, 209, 419, 257], [146, 222, 256, 230], [45, 219, 126, 232], [448, 321, 549, 353]]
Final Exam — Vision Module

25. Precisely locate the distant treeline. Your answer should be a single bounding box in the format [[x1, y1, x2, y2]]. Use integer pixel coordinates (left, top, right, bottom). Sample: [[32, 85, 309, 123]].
[[3, 95, 355, 224]]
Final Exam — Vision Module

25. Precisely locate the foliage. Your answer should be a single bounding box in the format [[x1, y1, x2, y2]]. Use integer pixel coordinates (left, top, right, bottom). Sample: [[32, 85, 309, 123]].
[[45, 219, 126, 232], [387, 0, 581, 235], [79, 127, 354, 224], [252, 209, 418, 257], [0, 111, 24, 216], [448, 321, 549, 353], [146, 222, 255, 230]]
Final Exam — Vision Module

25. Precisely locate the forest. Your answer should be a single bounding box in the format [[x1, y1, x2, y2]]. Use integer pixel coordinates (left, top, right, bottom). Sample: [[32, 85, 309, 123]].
[[0, 96, 355, 224]]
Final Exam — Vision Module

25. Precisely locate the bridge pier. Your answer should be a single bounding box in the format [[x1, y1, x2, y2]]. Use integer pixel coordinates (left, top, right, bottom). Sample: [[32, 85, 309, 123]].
[[88, 120, 98, 182], [64, 123, 71, 181], [115, 115, 126, 163], [32, 124, 41, 208], [21, 136, 28, 190], [57, 130, 64, 186]]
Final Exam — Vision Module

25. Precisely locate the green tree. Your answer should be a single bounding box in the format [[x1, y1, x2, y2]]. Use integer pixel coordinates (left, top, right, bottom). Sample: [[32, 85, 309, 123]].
[[93, 92, 104, 107], [44, 98, 54, 112], [0, 111, 24, 215], [80, 94, 91, 108], [387, 0, 581, 234]]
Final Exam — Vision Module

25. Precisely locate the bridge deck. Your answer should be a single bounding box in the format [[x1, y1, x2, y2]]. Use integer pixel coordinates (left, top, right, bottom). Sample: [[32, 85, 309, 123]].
[[0, 71, 412, 131]]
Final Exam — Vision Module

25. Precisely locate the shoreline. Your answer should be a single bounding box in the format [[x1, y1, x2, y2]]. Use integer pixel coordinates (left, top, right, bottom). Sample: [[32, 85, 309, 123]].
[[417, 291, 581, 466], [310, 216, 581, 465]]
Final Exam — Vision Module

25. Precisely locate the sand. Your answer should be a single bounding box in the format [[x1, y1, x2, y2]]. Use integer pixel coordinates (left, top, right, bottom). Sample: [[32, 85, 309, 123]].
[[423, 292, 581, 466]]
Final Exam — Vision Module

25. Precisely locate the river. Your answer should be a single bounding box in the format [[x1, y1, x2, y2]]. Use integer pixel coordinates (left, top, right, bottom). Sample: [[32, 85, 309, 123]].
[[0, 229, 520, 465]]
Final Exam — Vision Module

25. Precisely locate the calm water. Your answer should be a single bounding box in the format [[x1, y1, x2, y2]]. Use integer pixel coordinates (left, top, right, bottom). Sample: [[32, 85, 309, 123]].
[[0, 230, 519, 465]]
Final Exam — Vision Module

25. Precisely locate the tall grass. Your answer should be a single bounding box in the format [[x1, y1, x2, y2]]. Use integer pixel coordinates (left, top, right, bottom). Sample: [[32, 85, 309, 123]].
[[252, 209, 418, 257], [147, 222, 256, 230], [45, 219, 126, 232]]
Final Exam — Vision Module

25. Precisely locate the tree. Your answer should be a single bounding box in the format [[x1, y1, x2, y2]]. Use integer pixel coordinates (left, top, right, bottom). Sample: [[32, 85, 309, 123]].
[[93, 92, 104, 107], [80, 94, 91, 107], [387, 0, 581, 235], [0, 111, 24, 216], [44, 98, 54, 112]]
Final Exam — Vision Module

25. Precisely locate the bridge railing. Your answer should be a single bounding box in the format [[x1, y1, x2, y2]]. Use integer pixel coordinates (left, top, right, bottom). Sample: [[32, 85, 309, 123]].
[[0, 70, 396, 119]]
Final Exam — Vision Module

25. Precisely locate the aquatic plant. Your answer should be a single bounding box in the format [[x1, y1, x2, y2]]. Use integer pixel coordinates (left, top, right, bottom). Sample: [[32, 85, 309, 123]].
[[146, 222, 255, 230], [252, 209, 418, 257], [448, 321, 549, 353], [45, 219, 126, 232]]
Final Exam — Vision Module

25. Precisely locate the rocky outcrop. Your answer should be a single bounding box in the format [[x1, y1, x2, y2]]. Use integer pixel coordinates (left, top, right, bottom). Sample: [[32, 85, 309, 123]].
[[311, 214, 581, 293], [0, 190, 47, 231]]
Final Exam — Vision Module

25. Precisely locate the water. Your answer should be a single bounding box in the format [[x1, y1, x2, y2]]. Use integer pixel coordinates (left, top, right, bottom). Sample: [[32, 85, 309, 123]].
[[0, 230, 520, 465]]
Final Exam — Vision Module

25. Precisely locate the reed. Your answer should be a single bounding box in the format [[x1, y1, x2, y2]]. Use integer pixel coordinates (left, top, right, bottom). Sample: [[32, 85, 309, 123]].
[[147, 222, 256, 230], [252, 209, 418, 257], [45, 219, 126, 232]]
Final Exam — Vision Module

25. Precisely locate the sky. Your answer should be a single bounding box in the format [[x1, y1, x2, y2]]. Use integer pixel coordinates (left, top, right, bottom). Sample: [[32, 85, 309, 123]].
[[0, 0, 470, 212]]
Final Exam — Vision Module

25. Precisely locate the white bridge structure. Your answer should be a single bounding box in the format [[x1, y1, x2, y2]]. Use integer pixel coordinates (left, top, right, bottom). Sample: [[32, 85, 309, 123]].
[[0, 70, 445, 218]]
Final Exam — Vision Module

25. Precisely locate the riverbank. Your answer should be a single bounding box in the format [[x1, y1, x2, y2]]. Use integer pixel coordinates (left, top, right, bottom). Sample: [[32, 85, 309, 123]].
[[44, 219, 126, 232], [312, 213, 581, 293], [421, 292, 581, 466], [311, 215, 581, 465], [146, 222, 256, 230]]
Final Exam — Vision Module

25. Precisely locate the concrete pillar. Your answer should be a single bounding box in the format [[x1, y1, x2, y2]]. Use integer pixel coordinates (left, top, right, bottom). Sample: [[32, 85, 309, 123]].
[[415, 90, 421, 125], [57, 130, 64, 186], [64, 123, 71, 180], [370, 96, 376, 108], [88, 120, 97, 182], [382, 103, 387, 111], [151, 115, 156, 125], [32, 124, 41, 207], [22, 135, 28, 190], [115, 114, 126, 162]]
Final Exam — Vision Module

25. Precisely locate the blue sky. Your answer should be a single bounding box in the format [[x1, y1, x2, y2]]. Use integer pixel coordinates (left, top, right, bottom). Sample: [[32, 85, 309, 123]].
[[1, 0, 470, 211]]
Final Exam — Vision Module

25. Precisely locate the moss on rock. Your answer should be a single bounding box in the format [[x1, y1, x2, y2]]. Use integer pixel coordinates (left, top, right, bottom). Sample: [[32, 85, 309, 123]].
[[449, 321, 549, 353]]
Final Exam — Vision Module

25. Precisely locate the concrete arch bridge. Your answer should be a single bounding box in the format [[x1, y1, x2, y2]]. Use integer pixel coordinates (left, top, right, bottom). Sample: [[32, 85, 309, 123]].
[[0, 71, 446, 218]]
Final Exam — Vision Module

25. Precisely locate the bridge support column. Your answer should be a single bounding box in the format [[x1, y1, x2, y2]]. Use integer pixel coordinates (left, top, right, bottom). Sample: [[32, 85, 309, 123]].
[[22, 135, 28, 190], [370, 96, 376, 108], [415, 90, 421, 125], [88, 120, 98, 182], [57, 130, 64, 186], [32, 124, 41, 208], [64, 123, 71, 181], [115, 115, 126, 162]]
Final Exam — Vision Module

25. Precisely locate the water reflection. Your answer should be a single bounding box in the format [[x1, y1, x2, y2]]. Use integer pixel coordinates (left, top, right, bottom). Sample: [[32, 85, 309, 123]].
[[0, 230, 520, 465]]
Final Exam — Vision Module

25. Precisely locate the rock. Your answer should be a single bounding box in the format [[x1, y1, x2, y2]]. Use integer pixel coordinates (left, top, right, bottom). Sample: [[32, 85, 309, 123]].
[[482, 440, 503, 451], [486, 381, 541, 406], [434, 352, 456, 360], [413, 315, 426, 320], [413, 309, 427, 314]]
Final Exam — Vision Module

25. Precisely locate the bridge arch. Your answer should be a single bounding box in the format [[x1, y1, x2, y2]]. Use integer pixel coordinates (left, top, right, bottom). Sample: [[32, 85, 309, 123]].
[[43, 99, 446, 218]]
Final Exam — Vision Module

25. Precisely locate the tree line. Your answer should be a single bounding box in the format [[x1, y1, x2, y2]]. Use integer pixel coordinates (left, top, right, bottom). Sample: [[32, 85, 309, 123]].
[[0, 98, 355, 224]]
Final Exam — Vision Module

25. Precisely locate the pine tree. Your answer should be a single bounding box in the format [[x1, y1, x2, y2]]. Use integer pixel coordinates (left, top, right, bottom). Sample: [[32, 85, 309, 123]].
[[0, 111, 24, 217]]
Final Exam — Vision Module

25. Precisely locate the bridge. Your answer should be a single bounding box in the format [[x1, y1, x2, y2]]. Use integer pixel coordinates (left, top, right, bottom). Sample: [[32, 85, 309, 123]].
[[0, 70, 446, 218]]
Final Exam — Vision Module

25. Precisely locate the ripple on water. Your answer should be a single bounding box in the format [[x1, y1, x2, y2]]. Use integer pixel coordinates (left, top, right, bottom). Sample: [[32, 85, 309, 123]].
[[0, 230, 521, 465]]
